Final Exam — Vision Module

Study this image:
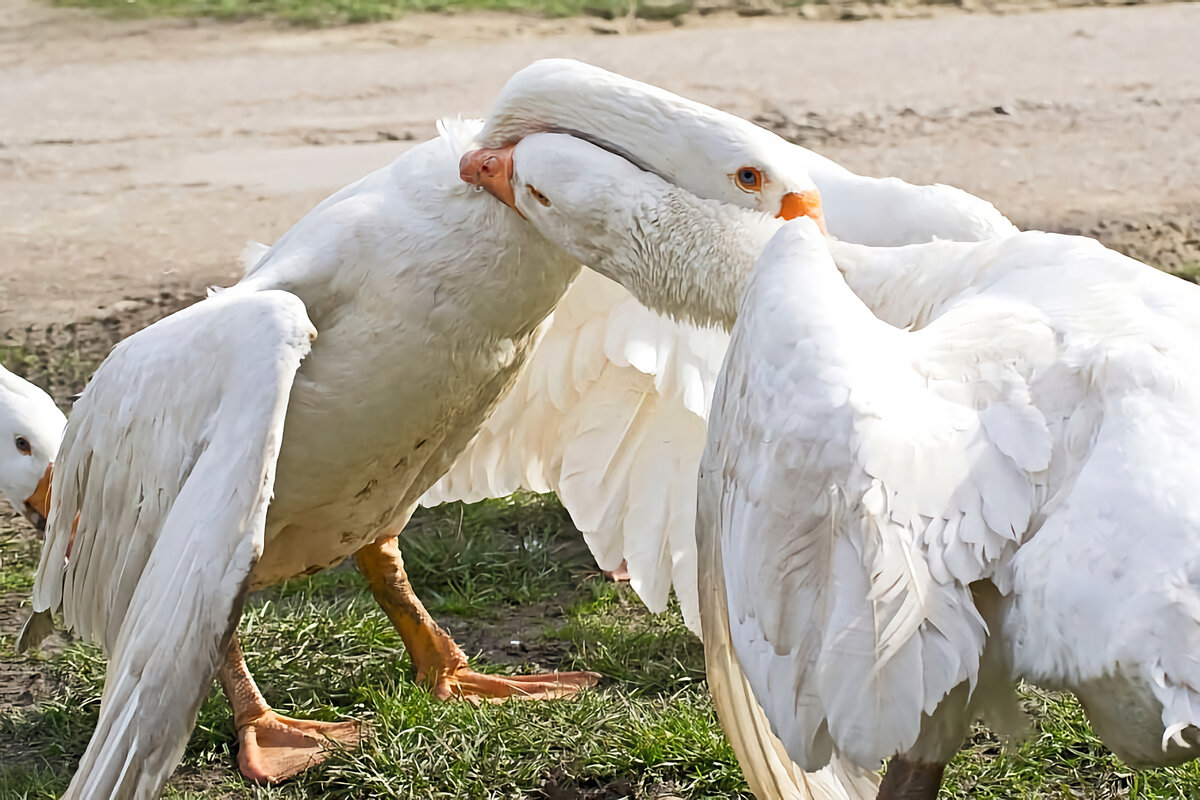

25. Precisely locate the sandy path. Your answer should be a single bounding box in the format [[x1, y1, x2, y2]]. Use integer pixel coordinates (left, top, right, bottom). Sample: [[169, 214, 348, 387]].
[[1, 1, 1198, 331]]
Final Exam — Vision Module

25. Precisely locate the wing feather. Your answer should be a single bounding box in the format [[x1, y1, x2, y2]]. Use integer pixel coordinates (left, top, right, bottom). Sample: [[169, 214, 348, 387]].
[[704, 233, 1054, 772], [31, 289, 314, 798], [424, 270, 723, 632], [699, 411, 879, 800]]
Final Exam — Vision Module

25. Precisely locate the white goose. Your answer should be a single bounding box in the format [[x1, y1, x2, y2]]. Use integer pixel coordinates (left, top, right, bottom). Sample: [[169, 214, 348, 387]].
[[24, 108, 825, 796], [471, 131, 1200, 798], [704, 220, 1200, 797], [430, 58, 1017, 635], [0, 364, 64, 532]]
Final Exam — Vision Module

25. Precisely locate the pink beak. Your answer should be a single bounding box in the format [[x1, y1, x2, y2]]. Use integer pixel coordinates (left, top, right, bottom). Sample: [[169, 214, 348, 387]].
[[460, 145, 522, 218]]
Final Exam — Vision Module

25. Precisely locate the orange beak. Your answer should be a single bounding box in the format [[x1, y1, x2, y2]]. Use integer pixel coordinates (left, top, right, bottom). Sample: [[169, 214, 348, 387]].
[[23, 463, 52, 533], [779, 190, 828, 234], [460, 146, 523, 218]]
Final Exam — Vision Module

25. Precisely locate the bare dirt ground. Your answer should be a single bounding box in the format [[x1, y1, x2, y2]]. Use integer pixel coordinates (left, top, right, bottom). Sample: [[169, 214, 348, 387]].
[[1, 0, 1198, 340]]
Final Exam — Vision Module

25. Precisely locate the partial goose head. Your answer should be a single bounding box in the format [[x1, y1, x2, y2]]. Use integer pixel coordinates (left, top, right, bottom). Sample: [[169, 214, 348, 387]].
[[463, 59, 825, 225], [467, 132, 799, 331], [0, 365, 65, 531]]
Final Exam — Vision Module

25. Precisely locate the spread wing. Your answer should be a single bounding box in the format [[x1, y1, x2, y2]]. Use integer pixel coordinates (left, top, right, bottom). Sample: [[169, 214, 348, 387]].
[[424, 269, 725, 632], [422, 182, 1016, 638], [701, 233, 1054, 774], [31, 288, 315, 798]]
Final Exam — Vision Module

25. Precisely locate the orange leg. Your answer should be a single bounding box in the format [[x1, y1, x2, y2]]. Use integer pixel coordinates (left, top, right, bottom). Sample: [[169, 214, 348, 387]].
[[218, 635, 364, 785], [355, 535, 600, 702]]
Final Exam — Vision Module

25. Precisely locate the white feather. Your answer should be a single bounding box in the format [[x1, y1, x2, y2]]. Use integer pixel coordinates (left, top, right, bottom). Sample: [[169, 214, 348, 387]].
[[32, 290, 314, 799], [703, 223, 1053, 771], [425, 270, 718, 631]]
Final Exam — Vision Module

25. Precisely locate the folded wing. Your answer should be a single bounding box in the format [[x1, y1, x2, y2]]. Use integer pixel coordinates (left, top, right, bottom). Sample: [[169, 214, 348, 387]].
[[31, 288, 315, 798]]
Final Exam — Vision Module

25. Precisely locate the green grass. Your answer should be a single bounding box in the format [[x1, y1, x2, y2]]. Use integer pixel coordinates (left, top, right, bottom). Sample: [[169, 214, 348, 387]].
[[1172, 260, 1200, 284], [0, 345, 95, 414], [0, 495, 748, 799], [4, 493, 1200, 798], [400, 493, 589, 616], [0, 529, 39, 595]]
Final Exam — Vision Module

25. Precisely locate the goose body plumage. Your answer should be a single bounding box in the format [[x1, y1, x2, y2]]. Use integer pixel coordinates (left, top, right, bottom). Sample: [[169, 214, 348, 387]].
[[236, 122, 582, 588], [423, 269, 727, 626], [31, 120, 585, 797]]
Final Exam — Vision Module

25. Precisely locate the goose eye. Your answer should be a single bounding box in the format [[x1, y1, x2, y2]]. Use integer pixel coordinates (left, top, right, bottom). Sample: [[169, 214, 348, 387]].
[[527, 185, 552, 207], [15, 436, 31, 456], [734, 167, 764, 192]]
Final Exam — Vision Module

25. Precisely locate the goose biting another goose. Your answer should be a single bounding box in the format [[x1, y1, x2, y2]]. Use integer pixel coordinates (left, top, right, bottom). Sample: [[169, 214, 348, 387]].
[[437, 58, 1018, 637], [470, 129, 1200, 799]]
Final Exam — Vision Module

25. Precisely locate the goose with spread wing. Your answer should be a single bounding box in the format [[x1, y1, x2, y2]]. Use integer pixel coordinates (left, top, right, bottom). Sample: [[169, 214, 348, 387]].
[[470, 130, 1200, 798], [703, 219, 1200, 797], [432, 58, 1016, 635]]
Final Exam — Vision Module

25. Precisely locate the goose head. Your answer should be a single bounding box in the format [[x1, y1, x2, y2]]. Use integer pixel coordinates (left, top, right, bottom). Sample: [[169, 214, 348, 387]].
[[0, 365, 65, 531], [466, 132, 801, 330], [465, 58, 825, 226]]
